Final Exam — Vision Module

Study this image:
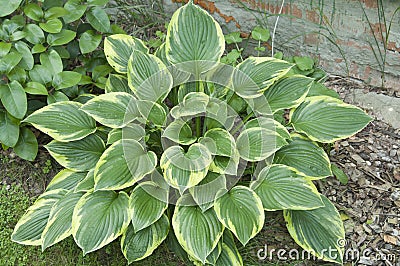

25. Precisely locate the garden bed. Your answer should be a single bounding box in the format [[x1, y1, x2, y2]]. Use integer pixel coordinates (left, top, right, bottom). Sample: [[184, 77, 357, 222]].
[[1, 77, 398, 265]]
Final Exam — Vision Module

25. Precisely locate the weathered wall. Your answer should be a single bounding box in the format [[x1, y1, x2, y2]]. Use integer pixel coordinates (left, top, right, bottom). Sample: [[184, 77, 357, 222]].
[[163, 0, 400, 90]]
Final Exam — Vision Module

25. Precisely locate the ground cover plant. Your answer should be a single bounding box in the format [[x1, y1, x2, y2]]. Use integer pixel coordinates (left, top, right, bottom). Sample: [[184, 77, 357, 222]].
[[12, 1, 372, 265], [0, 0, 122, 161]]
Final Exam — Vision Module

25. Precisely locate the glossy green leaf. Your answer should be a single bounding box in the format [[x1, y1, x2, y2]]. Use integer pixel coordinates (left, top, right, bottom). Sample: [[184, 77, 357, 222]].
[[24, 101, 97, 142], [24, 24, 45, 44], [47, 30, 76, 46], [13, 127, 38, 161], [122, 214, 169, 263], [44, 7, 68, 20], [40, 51, 62, 77], [46, 169, 87, 191], [11, 189, 67, 245], [29, 65, 52, 84], [165, 1, 225, 74], [264, 75, 313, 113], [173, 196, 224, 263], [63, 0, 87, 23], [290, 96, 372, 143], [86, 6, 110, 32], [293, 56, 314, 71], [47, 91, 69, 104], [41, 191, 84, 250], [274, 136, 332, 179], [0, 51, 22, 73], [52, 71, 81, 90], [284, 195, 345, 264], [160, 143, 212, 193], [307, 82, 340, 99], [39, 19, 62, 33], [7, 66, 26, 84], [214, 186, 264, 246], [224, 32, 242, 44], [15, 41, 34, 70], [130, 181, 168, 232], [127, 50, 172, 102], [79, 30, 102, 54], [81, 92, 139, 128], [23, 3, 43, 21], [162, 119, 196, 145], [25, 82, 48, 95], [0, 81, 27, 119], [250, 164, 323, 210], [0, 0, 23, 17], [72, 190, 130, 254], [94, 139, 157, 190], [233, 57, 293, 98], [0, 42, 12, 57], [0, 110, 19, 147]]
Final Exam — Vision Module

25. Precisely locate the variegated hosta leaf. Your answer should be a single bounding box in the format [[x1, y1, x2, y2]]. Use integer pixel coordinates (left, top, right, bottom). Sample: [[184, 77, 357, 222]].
[[214, 186, 264, 246], [127, 50, 173, 103], [274, 135, 332, 179], [80, 92, 139, 128], [23, 101, 96, 142], [215, 230, 243, 266], [45, 134, 105, 171], [173, 196, 224, 263], [72, 190, 130, 255], [137, 100, 167, 127], [236, 127, 287, 162], [94, 139, 157, 190], [75, 169, 95, 192], [233, 57, 293, 98], [165, 1, 225, 75], [41, 191, 84, 250], [162, 119, 197, 145], [189, 172, 226, 211], [210, 153, 240, 176], [104, 34, 148, 73], [199, 128, 236, 157], [105, 74, 131, 93], [46, 169, 87, 191], [264, 75, 313, 113], [11, 189, 68, 245], [250, 164, 323, 210], [245, 117, 291, 140], [160, 143, 212, 193], [284, 195, 345, 264], [130, 181, 168, 232], [170, 92, 209, 119], [121, 214, 169, 263], [290, 96, 372, 143], [107, 123, 145, 145], [205, 241, 222, 265]]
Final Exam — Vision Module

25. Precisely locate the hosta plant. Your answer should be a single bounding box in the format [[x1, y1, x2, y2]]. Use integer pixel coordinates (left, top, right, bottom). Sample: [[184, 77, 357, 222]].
[[0, 0, 121, 160], [12, 1, 372, 265]]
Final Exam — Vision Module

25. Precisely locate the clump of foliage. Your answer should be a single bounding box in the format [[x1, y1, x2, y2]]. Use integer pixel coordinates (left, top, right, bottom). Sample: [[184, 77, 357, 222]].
[[12, 1, 371, 265], [0, 0, 122, 161]]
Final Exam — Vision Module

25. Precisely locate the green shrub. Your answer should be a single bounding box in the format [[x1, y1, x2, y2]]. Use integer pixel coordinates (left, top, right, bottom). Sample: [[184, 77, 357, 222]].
[[12, 1, 371, 265], [0, 0, 122, 161]]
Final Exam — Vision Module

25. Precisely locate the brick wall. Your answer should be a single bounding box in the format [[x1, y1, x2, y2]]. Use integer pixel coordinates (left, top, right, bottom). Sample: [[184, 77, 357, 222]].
[[164, 0, 400, 90]]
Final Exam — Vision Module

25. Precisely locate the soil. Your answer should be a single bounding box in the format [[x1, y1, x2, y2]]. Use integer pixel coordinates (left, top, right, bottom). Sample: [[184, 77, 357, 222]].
[[1, 78, 399, 266]]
